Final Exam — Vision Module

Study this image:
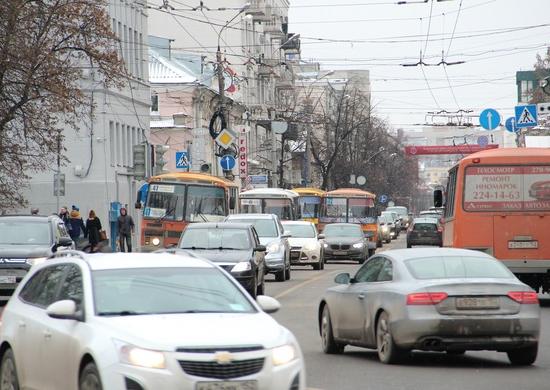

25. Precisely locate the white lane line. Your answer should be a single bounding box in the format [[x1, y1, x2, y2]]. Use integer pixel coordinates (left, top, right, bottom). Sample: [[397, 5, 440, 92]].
[[274, 270, 341, 300]]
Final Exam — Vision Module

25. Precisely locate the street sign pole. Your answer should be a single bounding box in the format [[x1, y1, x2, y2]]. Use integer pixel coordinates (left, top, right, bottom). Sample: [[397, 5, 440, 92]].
[[56, 130, 61, 212]]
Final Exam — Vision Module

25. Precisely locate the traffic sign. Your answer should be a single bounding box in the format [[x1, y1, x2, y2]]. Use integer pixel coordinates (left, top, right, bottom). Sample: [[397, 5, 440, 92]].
[[515, 104, 538, 128], [479, 108, 501, 130], [175, 151, 189, 169], [504, 117, 518, 133], [220, 155, 236, 170], [379, 194, 389, 204], [215, 128, 236, 148], [477, 135, 489, 146]]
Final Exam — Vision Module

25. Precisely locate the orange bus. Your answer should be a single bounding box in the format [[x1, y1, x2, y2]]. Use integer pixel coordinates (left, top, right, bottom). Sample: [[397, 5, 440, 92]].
[[137, 172, 238, 251], [292, 187, 326, 226], [435, 148, 550, 292], [319, 188, 378, 257]]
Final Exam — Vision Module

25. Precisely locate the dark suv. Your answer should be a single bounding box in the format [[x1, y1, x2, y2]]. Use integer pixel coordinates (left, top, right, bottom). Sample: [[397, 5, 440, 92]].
[[179, 222, 267, 298], [0, 215, 74, 303]]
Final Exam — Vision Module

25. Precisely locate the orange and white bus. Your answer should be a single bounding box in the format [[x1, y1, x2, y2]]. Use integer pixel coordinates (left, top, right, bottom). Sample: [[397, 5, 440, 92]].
[[319, 188, 378, 257], [436, 148, 550, 292], [292, 187, 326, 226], [138, 172, 238, 251]]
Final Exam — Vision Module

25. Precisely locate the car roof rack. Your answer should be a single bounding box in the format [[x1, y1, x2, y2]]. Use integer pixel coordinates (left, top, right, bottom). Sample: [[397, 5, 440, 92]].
[[49, 250, 88, 261]]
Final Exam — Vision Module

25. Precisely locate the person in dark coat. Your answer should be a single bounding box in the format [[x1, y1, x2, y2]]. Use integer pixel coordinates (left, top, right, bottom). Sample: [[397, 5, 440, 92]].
[[85, 210, 102, 253], [59, 206, 72, 233], [69, 209, 86, 243], [117, 207, 135, 252]]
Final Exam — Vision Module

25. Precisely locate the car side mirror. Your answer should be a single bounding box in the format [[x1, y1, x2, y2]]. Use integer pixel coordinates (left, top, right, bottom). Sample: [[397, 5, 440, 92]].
[[434, 189, 443, 208], [318, 234, 325, 240], [256, 295, 280, 313], [254, 245, 266, 252], [46, 300, 80, 320], [282, 232, 292, 238], [334, 273, 351, 284], [53, 237, 73, 252]]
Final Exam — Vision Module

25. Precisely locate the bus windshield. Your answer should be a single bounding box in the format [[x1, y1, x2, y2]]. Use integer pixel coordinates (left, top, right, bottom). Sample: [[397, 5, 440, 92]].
[[299, 196, 321, 218], [321, 197, 347, 223], [239, 198, 294, 220], [348, 198, 376, 223]]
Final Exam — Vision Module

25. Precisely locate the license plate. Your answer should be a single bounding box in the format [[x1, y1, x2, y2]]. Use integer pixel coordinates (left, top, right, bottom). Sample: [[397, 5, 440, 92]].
[[456, 297, 499, 310], [333, 250, 348, 256], [196, 381, 258, 390], [508, 241, 538, 249], [0, 276, 16, 284]]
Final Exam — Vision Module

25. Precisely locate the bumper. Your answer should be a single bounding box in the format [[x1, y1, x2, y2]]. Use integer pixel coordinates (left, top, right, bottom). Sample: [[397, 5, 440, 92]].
[[290, 248, 321, 265], [265, 252, 285, 273], [101, 353, 305, 390], [324, 248, 365, 260], [392, 308, 540, 351], [407, 237, 441, 246]]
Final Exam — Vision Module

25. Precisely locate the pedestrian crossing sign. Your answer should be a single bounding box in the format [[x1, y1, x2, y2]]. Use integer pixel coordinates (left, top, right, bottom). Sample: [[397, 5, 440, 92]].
[[514, 104, 538, 129]]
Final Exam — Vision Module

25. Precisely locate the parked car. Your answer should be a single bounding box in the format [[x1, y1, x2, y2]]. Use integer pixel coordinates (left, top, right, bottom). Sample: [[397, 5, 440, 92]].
[[179, 222, 267, 297], [385, 206, 410, 230], [282, 221, 325, 270], [529, 180, 550, 200], [406, 218, 443, 248], [381, 211, 400, 239], [0, 251, 306, 389], [225, 214, 291, 282], [377, 215, 392, 245], [318, 248, 540, 365], [0, 215, 74, 304], [322, 223, 369, 264]]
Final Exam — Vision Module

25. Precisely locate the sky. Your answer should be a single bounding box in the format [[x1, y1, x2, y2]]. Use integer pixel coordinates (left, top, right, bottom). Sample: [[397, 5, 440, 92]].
[[288, 0, 550, 128]]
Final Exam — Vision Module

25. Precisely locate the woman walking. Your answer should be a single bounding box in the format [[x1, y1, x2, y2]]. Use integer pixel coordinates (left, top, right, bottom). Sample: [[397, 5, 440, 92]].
[[85, 210, 102, 253]]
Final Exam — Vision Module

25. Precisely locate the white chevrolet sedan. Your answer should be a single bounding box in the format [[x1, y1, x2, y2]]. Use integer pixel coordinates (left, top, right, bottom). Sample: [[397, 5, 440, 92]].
[[0, 251, 305, 390]]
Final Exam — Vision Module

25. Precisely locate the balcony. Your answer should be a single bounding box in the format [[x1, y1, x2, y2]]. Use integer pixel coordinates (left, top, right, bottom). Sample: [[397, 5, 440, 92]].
[[263, 20, 284, 36], [246, 0, 271, 22], [282, 33, 300, 52]]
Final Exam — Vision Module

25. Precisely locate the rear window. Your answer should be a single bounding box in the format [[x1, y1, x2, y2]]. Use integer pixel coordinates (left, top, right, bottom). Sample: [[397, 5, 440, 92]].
[[406, 256, 514, 280], [413, 223, 437, 231]]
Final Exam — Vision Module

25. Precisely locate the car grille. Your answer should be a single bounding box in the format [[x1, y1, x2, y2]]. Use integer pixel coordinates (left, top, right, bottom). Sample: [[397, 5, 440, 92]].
[[179, 358, 265, 379], [330, 244, 350, 250], [176, 346, 263, 353]]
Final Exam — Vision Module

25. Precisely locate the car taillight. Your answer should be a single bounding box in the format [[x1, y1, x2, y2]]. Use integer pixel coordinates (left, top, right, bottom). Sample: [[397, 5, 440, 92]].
[[507, 291, 539, 304], [406, 292, 448, 305]]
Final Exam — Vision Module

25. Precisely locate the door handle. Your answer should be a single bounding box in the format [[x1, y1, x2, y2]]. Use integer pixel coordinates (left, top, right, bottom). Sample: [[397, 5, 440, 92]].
[[43, 330, 52, 339], [358, 294, 365, 300], [18, 321, 26, 329]]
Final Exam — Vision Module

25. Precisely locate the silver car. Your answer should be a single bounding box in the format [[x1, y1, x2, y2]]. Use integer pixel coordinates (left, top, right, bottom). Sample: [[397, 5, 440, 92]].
[[318, 248, 540, 365]]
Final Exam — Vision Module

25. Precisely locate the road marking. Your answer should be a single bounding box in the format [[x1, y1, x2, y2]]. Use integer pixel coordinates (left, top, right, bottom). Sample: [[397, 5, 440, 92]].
[[274, 270, 340, 300]]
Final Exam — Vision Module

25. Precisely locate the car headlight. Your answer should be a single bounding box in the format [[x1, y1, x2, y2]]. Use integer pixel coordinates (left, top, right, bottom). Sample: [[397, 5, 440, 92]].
[[272, 344, 296, 366], [266, 242, 281, 253], [323, 243, 328, 248], [120, 345, 166, 369], [26, 257, 48, 266], [382, 226, 389, 232], [231, 262, 252, 272], [151, 237, 161, 246], [303, 242, 318, 251], [352, 243, 364, 249]]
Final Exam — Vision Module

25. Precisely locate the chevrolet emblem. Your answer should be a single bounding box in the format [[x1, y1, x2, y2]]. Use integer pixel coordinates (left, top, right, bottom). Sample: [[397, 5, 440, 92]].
[[214, 351, 233, 365]]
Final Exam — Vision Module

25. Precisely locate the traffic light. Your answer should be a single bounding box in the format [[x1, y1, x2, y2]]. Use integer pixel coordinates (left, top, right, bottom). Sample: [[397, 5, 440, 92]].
[[132, 143, 147, 179], [154, 144, 170, 175]]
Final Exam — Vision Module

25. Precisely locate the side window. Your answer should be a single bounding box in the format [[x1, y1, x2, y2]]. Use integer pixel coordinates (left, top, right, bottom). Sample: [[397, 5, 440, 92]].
[[377, 260, 393, 282], [20, 265, 66, 307], [57, 265, 84, 311], [57, 222, 68, 239], [354, 258, 385, 283], [445, 166, 458, 218]]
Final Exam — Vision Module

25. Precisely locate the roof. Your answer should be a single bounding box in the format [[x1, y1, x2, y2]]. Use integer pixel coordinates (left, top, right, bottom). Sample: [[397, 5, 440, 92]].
[[184, 222, 253, 230], [149, 50, 198, 84], [0, 215, 56, 222], [281, 220, 314, 226], [381, 248, 493, 262], [226, 214, 277, 220], [292, 187, 326, 196], [323, 223, 361, 228], [239, 188, 299, 198], [460, 147, 550, 165], [412, 218, 440, 224], [150, 172, 237, 187], [324, 188, 376, 198]]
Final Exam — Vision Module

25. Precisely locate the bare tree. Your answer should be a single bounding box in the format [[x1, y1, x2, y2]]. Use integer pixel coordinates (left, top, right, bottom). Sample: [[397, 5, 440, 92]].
[[0, 0, 125, 209]]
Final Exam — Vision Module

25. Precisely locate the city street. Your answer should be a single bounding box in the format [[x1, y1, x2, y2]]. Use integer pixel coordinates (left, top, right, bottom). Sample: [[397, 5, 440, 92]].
[[266, 236, 550, 390]]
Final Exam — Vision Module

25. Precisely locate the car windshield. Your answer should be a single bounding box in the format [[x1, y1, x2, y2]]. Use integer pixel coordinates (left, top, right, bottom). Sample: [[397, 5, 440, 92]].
[[283, 224, 316, 238], [323, 224, 362, 238], [93, 267, 255, 316], [180, 228, 251, 250], [228, 219, 278, 238], [0, 221, 50, 245], [406, 256, 514, 279]]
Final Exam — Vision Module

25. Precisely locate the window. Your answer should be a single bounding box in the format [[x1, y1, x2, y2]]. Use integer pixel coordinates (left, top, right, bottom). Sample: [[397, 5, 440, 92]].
[[354, 258, 386, 283], [0, 221, 50, 245], [121, 124, 127, 166], [413, 223, 437, 231], [406, 256, 514, 280], [282, 224, 316, 238], [20, 265, 66, 307], [229, 219, 278, 238], [128, 27, 133, 75], [115, 122, 121, 166], [445, 166, 457, 218], [185, 186, 226, 221], [57, 265, 84, 311], [180, 228, 251, 250], [126, 125, 131, 167], [377, 260, 393, 282], [134, 29, 139, 78], [109, 121, 115, 166], [151, 93, 159, 113]]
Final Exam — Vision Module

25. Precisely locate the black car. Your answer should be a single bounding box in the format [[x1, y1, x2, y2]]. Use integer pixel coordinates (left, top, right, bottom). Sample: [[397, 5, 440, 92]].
[[322, 223, 369, 263], [406, 217, 443, 248], [0, 215, 74, 304], [179, 222, 267, 298]]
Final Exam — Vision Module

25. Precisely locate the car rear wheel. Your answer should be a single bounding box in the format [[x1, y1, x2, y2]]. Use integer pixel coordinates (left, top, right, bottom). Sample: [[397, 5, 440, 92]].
[[79, 362, 102, 390], [376, 312, 407, 364], [321, 305, 345, 354], [507, 344, 538, 366], [1, 349, 20, 390]]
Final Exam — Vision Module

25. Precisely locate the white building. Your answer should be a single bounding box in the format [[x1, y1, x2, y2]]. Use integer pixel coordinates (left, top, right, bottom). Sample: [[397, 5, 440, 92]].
[[21, 1, 150, 241]]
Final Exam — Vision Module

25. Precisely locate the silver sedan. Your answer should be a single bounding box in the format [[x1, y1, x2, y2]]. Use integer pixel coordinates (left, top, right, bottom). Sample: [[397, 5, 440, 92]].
[[318, 248, 540, 365]]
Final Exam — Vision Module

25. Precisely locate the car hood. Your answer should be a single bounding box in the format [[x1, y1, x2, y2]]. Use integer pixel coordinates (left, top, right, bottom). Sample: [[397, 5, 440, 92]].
[[0, 245, 52, 259], [323, 237, 363, 245], [95, 312, 290, 351], [184, 249, 252, 264], [288, 237, 318, 247]]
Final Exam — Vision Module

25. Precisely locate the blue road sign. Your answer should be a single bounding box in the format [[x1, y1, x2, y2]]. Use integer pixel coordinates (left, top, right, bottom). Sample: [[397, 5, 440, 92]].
[[515, 104, 538, 128], [220, 155, 236, 170], [479, 108, 501, 130], [505, 117, 518, 133], [379, 194, 389, 204], [175, 151, 189, 169], [477, 135, 489, 147]]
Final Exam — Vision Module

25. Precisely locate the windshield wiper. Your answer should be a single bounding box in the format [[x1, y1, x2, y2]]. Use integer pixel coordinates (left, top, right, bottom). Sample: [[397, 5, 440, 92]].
[[180, 246, 209, 250], [97, 310, 145, 316], [179, 310, 227, 314]]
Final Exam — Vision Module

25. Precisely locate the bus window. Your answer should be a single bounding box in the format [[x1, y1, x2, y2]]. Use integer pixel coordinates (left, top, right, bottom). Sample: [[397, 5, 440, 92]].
[[240, 199, 262, 214], [445, 167, 458, 218], [186, 186, 226, 222], [322, 197, 347, 222], [349, 198, 376, 223], [145, 184, 185, 220], [264, 199, 293, 220], [300, 196, 320, 218]]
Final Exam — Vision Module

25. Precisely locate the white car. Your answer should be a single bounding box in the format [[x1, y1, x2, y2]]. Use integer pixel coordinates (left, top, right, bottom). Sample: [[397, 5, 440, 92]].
[[282, 221, 325, 270], [0, 251, 306, 390]]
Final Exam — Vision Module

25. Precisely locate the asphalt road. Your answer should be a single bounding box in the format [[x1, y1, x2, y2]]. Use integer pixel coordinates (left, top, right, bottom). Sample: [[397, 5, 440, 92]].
[[265, 235, 550, 390]]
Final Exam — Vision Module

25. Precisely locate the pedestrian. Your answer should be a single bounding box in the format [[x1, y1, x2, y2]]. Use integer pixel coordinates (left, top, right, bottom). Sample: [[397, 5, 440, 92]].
[[85, 210, 103, 253], [69, 208, 86, 243], [59, 206, 72, 233], [117, 207, 135, 252]]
